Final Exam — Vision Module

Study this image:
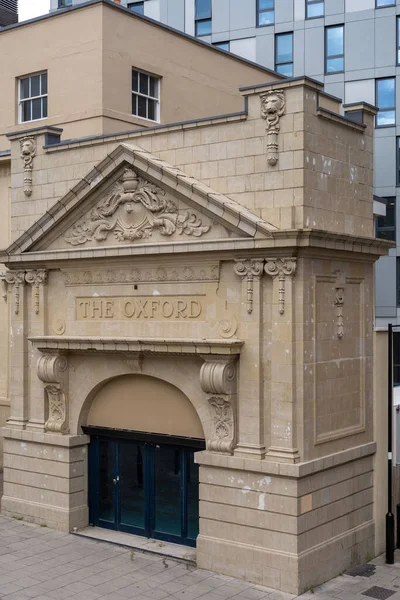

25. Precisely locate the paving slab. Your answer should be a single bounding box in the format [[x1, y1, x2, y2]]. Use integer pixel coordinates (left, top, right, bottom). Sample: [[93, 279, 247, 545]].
[[3, 516, 400, 600]]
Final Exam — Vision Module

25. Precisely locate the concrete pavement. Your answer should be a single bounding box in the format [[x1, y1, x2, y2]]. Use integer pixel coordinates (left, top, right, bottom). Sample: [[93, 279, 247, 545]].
[[0, 515, 400, 600]]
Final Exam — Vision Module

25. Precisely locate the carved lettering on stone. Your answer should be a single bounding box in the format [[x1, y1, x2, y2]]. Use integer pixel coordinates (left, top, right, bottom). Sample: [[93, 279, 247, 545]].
[[5, 270, 26, 315], [25, 269, 48, 315], [260, 90, 286, 166], [20, 137, 36, 197], [208, 397, 235, 454], [64, 168, 210, 246], [37, 354, 68, 434], [264, 257, 297, 315], [233, 259, 264, 314]]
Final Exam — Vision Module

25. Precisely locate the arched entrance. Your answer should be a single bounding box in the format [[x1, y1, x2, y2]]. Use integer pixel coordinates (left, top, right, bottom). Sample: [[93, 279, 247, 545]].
[[83, 374, 205, 547]]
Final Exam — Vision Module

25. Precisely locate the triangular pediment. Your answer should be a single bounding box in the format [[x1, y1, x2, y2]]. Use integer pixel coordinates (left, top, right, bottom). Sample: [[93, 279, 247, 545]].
[[5, 143, 278, 257]]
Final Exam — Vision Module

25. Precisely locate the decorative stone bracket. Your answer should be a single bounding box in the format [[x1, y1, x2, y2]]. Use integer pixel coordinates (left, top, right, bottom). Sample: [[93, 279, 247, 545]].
[[233, 257, 297, 315], [37, 353, 69, 433], [233, 259, 264, 314], [4, 269, 48, 315], [5, 270, 26, 315], [20, 136, 37, 197], [260, 89, 286, 167], [333, 270, 345, 339], [200, 356, 238, 454], [25, 270, 48, 315], [264, 258, 297, 315]]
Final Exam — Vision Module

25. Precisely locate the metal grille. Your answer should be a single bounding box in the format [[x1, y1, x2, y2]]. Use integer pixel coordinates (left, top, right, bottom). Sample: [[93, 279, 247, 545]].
[[362, 587, 396, 600], [346, 564, 376, 578], [0, 0, 18, 12]]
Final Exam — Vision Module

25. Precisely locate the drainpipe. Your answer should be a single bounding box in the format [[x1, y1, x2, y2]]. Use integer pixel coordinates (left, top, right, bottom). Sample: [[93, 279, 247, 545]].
[[387, 323, 395, 564]]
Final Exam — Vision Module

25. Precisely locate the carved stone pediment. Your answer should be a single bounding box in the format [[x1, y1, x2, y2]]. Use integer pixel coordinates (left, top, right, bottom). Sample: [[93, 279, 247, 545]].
[[5, 144, 278, 257], [63, 169, 212, 247]]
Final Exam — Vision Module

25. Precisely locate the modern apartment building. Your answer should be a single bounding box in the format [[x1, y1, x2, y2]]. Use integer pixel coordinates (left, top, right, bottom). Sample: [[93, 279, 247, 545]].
[[53, 0, 400, 363], [0, 0, 17, 26]]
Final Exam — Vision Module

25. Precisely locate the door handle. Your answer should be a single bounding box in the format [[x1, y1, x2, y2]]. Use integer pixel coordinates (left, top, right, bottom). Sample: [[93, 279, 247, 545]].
[[113, 476, 120, 485]]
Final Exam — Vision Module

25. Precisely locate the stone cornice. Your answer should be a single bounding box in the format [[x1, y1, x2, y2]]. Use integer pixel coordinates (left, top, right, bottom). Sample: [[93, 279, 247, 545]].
[[195, 442, 376, 480], [29, 336, 244, 356], [2, 229, 391, 267]]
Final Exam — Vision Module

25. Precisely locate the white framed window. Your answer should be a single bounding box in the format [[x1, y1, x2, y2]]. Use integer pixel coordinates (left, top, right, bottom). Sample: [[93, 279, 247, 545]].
[[132, 68, 160, 122], [19, 72, 48, 124]]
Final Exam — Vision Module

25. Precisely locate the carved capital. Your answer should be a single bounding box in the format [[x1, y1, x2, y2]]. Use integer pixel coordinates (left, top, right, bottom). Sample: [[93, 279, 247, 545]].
[[200, 356, 237, 395], [25, 269, 48, 315], [208, 396, 235, 454], [233, 258, 264, 314], [20, 137, 36, 197], [5, 270, 26, 315], [264, 258, 297, 315], [37, 353, 69, 433], [260, 90, 286, 166]]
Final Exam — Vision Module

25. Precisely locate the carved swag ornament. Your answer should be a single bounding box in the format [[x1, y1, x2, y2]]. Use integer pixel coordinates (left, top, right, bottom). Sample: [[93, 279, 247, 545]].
[[20, 137, 36, 197], [260, 90, 286, 166], [37, 354, 69, 433], [65, 168, 210, 246]]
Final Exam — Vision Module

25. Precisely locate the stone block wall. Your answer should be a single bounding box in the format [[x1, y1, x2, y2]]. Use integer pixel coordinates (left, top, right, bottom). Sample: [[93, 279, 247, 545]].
[[196, 445, 375, 594], [1, 430, 89, 530], [3, 79, 375, 243]]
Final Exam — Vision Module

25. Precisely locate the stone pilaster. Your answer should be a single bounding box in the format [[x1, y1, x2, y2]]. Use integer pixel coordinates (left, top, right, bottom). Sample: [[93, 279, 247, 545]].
[[264, 258, 299, 463], [233, 258, 266, 458], [5, 270, 27, 428], [25, 270, 48, 431]]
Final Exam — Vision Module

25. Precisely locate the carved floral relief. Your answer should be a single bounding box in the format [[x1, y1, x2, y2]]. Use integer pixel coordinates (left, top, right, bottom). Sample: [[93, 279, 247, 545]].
[[64, 168, 211, 246]]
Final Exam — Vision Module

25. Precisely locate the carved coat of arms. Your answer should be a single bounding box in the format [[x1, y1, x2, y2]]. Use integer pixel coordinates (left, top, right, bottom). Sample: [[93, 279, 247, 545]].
[[65, 168, 210, 246]]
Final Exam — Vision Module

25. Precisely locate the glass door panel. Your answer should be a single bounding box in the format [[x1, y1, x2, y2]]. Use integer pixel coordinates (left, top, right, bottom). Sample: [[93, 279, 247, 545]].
[[186, 451, 200, 541], [152, 445, 182, 538], [98, 439, 116, 526], [119, 440, 146, 533]]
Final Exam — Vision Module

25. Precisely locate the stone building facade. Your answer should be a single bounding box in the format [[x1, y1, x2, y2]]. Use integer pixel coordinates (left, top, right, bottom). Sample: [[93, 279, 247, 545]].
[[0, 72, 390, 595]]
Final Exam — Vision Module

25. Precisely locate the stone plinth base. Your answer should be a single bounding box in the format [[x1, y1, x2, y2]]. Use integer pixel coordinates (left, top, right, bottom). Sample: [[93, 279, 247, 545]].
[[1, 428, 89, 531], [196, 444, 376, 595]]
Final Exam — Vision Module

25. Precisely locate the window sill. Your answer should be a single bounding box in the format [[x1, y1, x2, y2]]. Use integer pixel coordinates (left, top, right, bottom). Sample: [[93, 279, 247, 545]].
[[131, 113, 160, 125], [18, 116, 48, 126], [325, 71, 344, 76]]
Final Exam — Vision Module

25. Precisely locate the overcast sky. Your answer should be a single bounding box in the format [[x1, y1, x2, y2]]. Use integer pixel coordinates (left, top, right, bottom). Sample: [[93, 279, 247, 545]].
[[19, 0, 50, 22]]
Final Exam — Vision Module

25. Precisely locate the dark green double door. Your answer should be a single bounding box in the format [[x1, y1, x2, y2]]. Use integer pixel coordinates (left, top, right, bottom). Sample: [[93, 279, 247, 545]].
[[87, 429, 203, 547]]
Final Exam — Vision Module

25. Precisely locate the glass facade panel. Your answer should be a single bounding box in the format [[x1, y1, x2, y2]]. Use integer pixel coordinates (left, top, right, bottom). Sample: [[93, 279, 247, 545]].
[[257, 0, 274, 26], [325, 26, 344, 73], [195, 19, 211, 35], [275, 33, 293, 77], [376, 78, 396, 127], [307, 1, 324, 18], [195, 0, 211, 20], [376, 197, 396, 241], [119, 441, 146, 530], [128, 2, 144, 14], [153, 446, 182, 537]]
